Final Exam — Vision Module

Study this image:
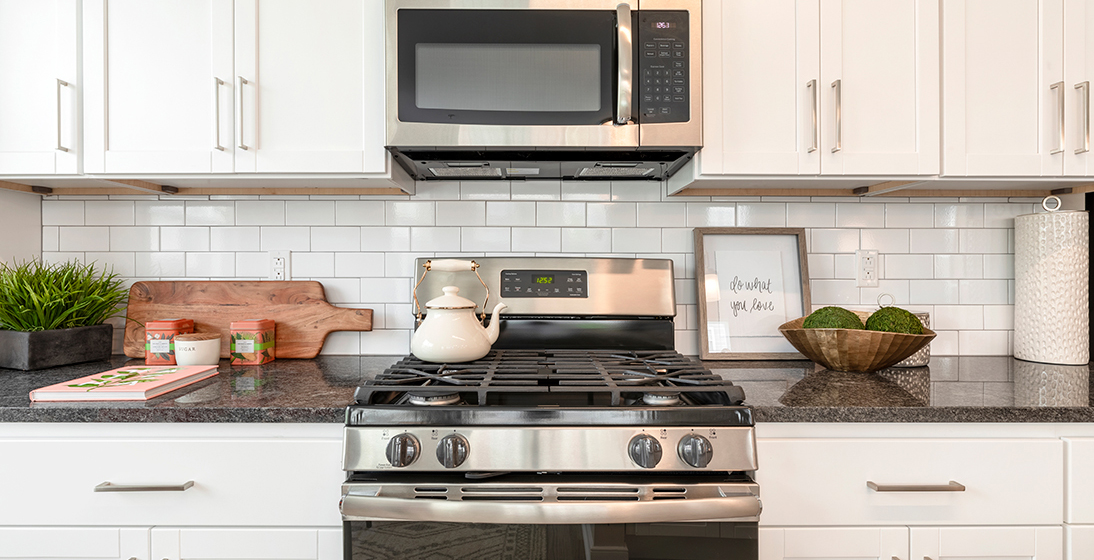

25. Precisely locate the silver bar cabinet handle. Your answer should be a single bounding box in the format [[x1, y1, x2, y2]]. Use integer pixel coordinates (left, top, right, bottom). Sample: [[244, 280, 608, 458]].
[[56, 79, 70, 152], [1077, 81, 1090, 154], [807, 79, 818, 153], [831, 79, 842, 153], [213, 77, 225, 151], [1051, 81, 1064, 154], [866, 480, 965, 492], [616, 3, 633, 125], [95, 481, 194, 493], [237, 76, 250, 150]]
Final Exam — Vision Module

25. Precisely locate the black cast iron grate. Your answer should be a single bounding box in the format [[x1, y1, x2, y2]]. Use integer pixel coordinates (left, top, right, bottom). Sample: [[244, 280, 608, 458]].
[[355, 350, 745, 407]]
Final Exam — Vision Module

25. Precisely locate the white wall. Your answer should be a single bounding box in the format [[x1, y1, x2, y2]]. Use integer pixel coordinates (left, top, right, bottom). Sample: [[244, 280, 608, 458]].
[[39, 182, 1039, 356], [0, 189, 41, 264]]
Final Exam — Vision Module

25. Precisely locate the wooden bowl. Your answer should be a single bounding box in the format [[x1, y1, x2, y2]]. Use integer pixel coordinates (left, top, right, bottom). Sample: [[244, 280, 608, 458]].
[[778, 310, 936, 373]]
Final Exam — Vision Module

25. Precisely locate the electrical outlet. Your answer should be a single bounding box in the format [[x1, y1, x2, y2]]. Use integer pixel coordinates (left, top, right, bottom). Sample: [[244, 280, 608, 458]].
[[269, 250, 291, 281], [856, 249, 879, 287]]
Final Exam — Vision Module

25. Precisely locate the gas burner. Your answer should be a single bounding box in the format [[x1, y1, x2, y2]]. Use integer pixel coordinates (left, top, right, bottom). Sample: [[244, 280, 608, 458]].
[[407, 392, 462, 406], [642, 392, 681, 406]]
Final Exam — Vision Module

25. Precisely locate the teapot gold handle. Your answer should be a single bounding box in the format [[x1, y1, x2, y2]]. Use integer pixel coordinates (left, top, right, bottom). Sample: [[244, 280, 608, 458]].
[[414, 260, 491, 323]]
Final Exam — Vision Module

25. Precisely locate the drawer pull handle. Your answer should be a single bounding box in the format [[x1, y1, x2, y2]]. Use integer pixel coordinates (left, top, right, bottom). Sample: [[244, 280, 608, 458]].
[[95, 481, 194, 493], [866, 480, 965, 492]]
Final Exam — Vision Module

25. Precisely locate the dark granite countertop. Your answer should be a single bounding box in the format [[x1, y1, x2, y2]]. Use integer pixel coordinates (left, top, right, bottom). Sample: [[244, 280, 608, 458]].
[[0, 355, 1091, 423]]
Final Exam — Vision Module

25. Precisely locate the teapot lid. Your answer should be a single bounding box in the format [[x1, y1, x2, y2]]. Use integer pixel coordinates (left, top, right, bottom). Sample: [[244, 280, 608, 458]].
[[424, 286, 477, 309]]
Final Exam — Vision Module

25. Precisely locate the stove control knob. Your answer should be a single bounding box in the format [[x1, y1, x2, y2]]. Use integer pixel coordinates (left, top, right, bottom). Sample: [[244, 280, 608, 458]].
[[437, 434, 471, 468], [385, 433, 420, 467], [677, 434, 713, 468], [628, 434, 663, 469]]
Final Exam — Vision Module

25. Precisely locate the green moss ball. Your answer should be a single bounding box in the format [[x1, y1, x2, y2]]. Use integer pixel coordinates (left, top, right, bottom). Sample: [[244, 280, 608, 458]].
[[865, 306, 923, 334], [802, 306, 865, 329]]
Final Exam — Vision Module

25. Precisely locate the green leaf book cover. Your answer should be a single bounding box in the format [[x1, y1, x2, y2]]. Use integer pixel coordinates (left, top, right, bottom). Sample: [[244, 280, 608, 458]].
[[29, 365, 219, 402]]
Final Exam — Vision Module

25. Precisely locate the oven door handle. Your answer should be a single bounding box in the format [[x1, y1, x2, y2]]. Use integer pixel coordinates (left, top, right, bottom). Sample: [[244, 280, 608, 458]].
[[616, 3, 633, 125], [340, 493, 761, 524]]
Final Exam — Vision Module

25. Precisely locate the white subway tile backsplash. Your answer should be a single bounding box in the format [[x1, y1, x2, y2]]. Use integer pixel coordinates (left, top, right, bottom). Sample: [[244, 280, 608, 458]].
[[461, 182, 511, 200], [959, 330, 1011, 355], [134, 201, 185, 226], [833, 254, 856, 278], [537, 202, 586, 227], [983, 305, 1015, 329], [636, 202, 685, 227], [42, 227, 59, 252], [859, 280, 909, 307], [236, 201, 285, 226], [808, 254, 835, 278], [59, 227, 109, 252], [562, 182, 611, 201], [361, 329, 411, 355], [184, 201, 234, 226], [86, 201, 135, 226], [462, 227, 512, 252], [486, 201, 536, 226], [287, 201, 336, 225], [984, 203, 1033, 227], [787, 203, 835, 228], [319, 332, 362, 355], [561, 228, 611, 253], [210, 227, 260, 252], [661, 228, 694, 253], [312, 278, 360, 304], [959, 279, 1010, 304], [860, 229, 909, 253], [934, 305, 984, 330], [362, 227, 411, 252], [513, 227, 562, 252], [932, 330, 960, 355], [42, 252, 84, 265], [737, 203, 786, 227], [335, 201, 386, 226], [411, 226, 462, 252], [674, 330, 699, 356], [611, 182, 661, 201], [334, 253, 384, 278], [386, 303, 416, 330], [613, 228, 661, 253], [384, 252, 420, 278], [811, 229, 859, 253], [960, 229, 1009, 254], [836, 203, 884, 227], [983, 254, 1014, 279], [361, 277, 411, 303], [42, 200, 84, 225], [109, 227, 159, 252], [387, 201, 435, 226], [312, 227, 362, 252], [910, 229, 959, 254], [884, 203, 934, 227], [587, 203, 636, 227], [260, 227, 311, 251], [507, 181, 559, 201], [413, 181, 461, 200], [437, 201, 486, 226], [935, 203, 984, 227], [294, 252, 336, 277], [934, 255, 984, 279], [810, 279, 859, 304], [235, 252, 268, 277], [186, 252, 235, 277], [885, 254, 933, 279], [136, 252, 185, 277], [686, 203, 735, 227], [85, 252, 135, 277], [909, 279, 960, 304]]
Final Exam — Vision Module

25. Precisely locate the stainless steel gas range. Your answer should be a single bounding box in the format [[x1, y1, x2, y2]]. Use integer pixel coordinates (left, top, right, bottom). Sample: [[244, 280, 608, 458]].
[[341, 258, 761, 560]]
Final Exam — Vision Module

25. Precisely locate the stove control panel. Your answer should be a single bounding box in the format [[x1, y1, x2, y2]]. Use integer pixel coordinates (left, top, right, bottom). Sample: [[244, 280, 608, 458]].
[[501, 270, 588, 298]]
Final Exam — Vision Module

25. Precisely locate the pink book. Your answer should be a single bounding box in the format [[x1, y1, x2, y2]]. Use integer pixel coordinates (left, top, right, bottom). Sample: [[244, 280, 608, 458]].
[[29, 365, 219, 402]]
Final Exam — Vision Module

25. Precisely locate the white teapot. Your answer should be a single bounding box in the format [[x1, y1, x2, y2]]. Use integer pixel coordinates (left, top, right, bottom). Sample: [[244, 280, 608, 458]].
[[411, 260, 507, 363]]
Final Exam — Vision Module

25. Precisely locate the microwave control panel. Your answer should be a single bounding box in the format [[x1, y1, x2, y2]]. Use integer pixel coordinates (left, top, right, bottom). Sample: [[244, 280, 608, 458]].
[[637, 11, 689, 124]]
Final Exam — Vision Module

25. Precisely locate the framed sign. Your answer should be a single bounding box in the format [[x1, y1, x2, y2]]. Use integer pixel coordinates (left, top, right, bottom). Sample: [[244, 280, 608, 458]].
[[694, 227, 811, 360]]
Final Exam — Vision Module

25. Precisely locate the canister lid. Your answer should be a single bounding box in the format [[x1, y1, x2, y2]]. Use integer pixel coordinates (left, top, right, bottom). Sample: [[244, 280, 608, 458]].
[[231, 319, 275, 329], [146, 319, 194, 330]]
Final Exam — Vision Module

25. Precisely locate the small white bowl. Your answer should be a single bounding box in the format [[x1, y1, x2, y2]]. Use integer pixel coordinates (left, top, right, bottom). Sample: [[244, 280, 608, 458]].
[[174, 333, 222, 366]]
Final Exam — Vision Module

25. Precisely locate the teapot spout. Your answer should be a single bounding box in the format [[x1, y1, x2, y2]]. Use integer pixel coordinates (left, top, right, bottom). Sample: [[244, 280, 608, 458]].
[[485, 302, 508, 344]]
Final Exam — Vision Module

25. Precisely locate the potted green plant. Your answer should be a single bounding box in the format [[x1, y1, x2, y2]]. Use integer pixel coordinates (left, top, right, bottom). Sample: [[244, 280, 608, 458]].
[[0, 260, 128, 370]]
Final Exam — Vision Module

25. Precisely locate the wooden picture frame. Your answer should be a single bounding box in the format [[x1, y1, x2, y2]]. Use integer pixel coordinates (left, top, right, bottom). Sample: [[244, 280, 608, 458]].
[[694, 227, 811, 360]]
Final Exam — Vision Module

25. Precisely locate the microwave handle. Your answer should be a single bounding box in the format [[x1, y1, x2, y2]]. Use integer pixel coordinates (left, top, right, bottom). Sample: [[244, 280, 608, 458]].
[[616, 3, 633, 125]]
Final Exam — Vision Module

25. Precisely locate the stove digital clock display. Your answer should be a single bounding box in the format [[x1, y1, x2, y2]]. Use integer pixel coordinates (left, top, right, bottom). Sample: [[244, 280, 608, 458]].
[[501, 270, 587, 298]]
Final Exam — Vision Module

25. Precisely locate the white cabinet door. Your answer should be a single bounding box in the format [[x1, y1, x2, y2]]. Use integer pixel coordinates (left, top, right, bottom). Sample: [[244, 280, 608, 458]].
[[1067, 525, 1094, 560], [942, 0, 1064, 176], [1063, 0, 1094, 175], [0, 0, 79, 175], [911, 527, 1063, 560], [234, 0, 385, 174], [702, 0, 819, 175], [760, 527, 908, 560], [819, 0, 939, 175], [0, 527, 148, 559], [152, 527, 342, 560], [84, 0, 235, 174]]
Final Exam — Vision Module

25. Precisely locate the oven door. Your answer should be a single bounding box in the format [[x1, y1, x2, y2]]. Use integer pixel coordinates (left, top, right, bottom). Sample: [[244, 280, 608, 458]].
[[341, 473, 760, 559], [386, 0, 638, 148]]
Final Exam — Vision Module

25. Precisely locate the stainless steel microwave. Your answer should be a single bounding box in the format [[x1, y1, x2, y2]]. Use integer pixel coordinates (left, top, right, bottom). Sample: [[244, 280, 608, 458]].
[[385, 0, 702, 181]]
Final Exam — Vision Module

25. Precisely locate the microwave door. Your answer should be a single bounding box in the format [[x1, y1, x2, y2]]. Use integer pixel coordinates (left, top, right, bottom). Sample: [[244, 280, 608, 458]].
[[386, 2, 638, 149]]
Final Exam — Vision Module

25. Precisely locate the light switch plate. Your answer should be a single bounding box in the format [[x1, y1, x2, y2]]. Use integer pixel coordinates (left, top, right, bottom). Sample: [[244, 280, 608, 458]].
[[856, 249, 878, 287]]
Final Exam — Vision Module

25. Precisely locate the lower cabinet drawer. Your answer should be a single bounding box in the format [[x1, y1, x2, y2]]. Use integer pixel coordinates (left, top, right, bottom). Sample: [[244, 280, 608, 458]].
[[0, 435, 344, 526], [755, 438, 1063, 526], [1065, 438, 1094, 523]]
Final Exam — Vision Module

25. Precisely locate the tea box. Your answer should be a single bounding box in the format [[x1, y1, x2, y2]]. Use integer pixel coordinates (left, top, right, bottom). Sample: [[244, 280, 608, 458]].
[[144, 319, 194, 365], [230, 319, 275, 365]]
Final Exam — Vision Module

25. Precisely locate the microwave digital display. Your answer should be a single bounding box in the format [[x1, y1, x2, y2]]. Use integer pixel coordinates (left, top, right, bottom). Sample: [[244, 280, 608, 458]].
[[654, 21, 674, 29]]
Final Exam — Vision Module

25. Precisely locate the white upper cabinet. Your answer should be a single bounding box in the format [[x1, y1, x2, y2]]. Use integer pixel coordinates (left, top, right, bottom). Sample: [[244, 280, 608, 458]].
[[0, 0, 79, 175], [941, 0, 1080, 177], [1064, 0, 1094, 176], [84, 0, 385, 175], [702, 0, 939, 176]]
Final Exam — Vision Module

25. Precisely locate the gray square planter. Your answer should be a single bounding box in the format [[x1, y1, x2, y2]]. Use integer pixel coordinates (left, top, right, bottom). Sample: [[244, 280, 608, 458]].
[[0, 324, 114, 371]]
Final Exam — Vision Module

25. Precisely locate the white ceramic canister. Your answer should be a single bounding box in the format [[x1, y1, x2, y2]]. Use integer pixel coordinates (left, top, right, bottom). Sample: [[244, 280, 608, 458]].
[[1013, 196, 1090, 365], [173, 332, 223, 366]]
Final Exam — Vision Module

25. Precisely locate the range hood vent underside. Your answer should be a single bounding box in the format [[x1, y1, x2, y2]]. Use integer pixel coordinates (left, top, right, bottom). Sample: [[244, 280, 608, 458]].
[[388, 147, 697, 181]]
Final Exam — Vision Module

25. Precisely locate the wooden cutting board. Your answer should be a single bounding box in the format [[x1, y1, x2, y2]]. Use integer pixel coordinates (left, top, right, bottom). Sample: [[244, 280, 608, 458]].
[[123, 281, 373, 359]]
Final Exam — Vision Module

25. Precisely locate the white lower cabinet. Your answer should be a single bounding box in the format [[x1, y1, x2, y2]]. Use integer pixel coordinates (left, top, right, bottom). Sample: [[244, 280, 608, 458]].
[[152, 527, 343, 560], [0, 527, 149, 559], [760, 527, 1063, 560], [911, 526, 1063, 559], [759, 527, 908, 560]]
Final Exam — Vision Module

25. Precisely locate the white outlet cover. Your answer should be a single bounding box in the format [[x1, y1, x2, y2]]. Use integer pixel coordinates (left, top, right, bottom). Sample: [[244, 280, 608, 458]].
[[269, 250, 291, 281], [855, 249, 878, 287]]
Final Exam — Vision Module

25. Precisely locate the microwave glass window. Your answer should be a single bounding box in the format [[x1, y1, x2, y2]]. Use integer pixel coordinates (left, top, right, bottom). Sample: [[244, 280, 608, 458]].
[[415, 43, 601, 113]]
